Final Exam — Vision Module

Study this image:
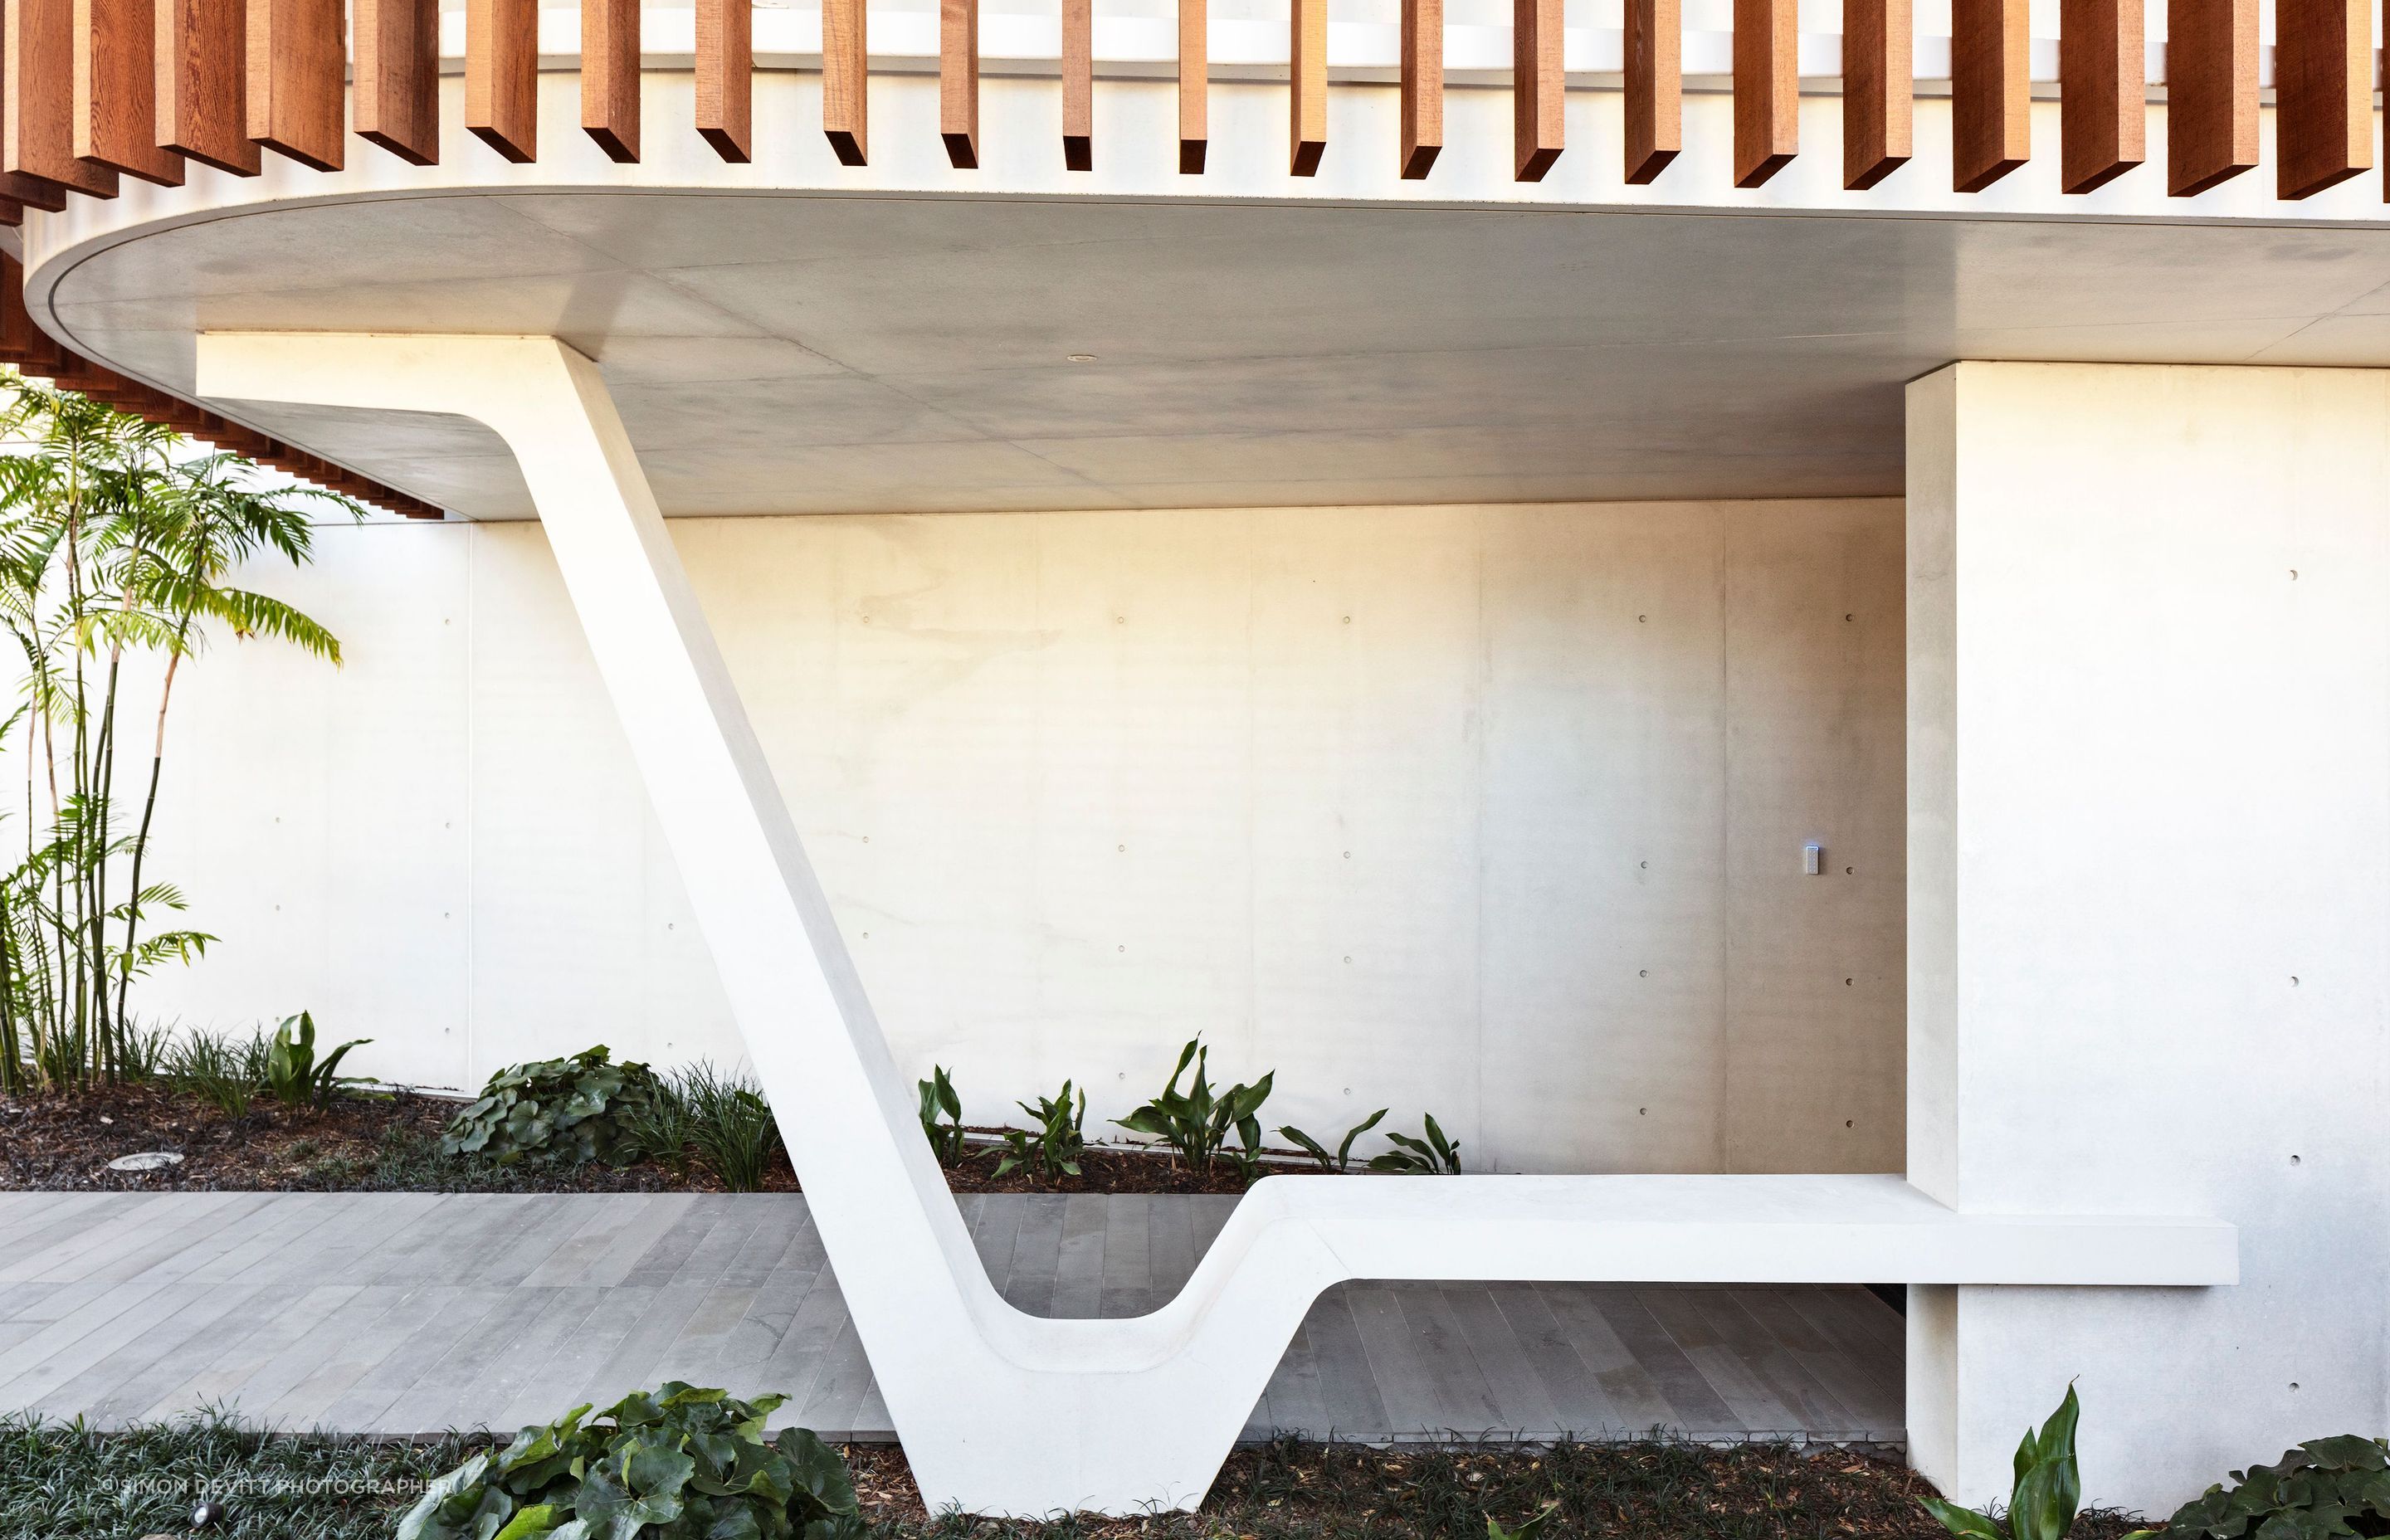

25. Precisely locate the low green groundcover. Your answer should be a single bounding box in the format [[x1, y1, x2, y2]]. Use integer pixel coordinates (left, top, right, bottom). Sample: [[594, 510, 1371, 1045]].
[[1, 1411, 2153, 1540]]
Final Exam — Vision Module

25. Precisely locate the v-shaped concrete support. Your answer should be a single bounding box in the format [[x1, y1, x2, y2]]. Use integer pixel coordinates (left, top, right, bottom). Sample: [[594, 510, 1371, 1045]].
[[196, 333, 2236, 1518]]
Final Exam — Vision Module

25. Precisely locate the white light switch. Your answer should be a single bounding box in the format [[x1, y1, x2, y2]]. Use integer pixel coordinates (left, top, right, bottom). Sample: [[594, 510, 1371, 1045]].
[[1802, 842, 1822, 875]]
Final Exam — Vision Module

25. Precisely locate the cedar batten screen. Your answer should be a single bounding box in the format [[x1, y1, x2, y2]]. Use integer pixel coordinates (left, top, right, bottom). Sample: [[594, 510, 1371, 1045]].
[[7, 0, 120, 193], [2166, 0, 2257, 194], [696, 0, 752, 160], [246, 0, 344, 169], [1513, 0, 1561, 179], [1400, 0, 1441, 176], [2058, 0, 2141, 191], [156, 0, 257, 172], [354, 0, 437, 164], [1730, 0, 1794, 184], [2275, 0, 2368, 198], [1841, 0, 1908, 187], [940, 0, 978, 167], [1290, 0, 1324, 173], [75, 0, 184, 183], [1062, 0, 1090, 168], [1622, 0, 1677, 181], [1177, 0, 1202, 171], [1951, 0, 2027, 188], [466, 0, 536, 161], [581, 0, 638, 159], [823, 0, 866, 163]]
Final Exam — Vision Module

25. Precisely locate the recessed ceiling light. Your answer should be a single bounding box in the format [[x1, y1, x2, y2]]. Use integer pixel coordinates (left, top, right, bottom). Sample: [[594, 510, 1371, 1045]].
[[1066, 353, 1096, 363]]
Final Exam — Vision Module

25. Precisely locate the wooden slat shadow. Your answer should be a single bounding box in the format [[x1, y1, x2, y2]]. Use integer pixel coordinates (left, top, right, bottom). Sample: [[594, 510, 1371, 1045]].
[[2274, 0, 2368, 198], [1177, 0, 1203, 171], [76, 0, 186, 183], [1951, 0, 2027, 189], [1290, 0, 1324, 173], [581, 0, 638, 161], [941, 0, 978, 168], [246, 0, 344, 169], [1731, 0, 1794, 185], [1624, 0, 1678, 183], [2059, 0, 2142, 191], [354, 0, 437, 165], [696, 0, 753, 162], [466, 0, 536, 162], [9, 0, 122, 193], [1513, 0, 1561, 180], [1401, 0, 1441, 177], [2165, 0, 2256, 195], [1841, 0, 1909, 188], [1062, 0, 1090, 169], [823, 0, 866, 163]]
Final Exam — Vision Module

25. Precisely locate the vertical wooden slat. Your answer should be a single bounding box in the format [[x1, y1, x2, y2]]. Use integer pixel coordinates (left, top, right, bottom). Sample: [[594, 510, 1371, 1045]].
[[0, 168, 66, 208], [354, 0, 437, 164], [940, 0, 977, 167], [1513, 0, 1560, 179], [158, 0, 261, 173], [0, 195, 20, 222], [822, 0, 866, 164], [581, 0, 637, 160], [2165, 0, 2256, 194], [246, 0, 344, 169], [1061, 0, 1090, 168], [1841, 0, 1909, 187], [1624, 0, 1677, 181], [465, 0, 536, 161], [1400, 0, 1441, 176], [1951, 0, 2027, 188], [76, 0, 184, 182], [1176, 0, 1202, 171], [1290, 0, 1324, 173], [0, 253, 65, 372], [1731, 0, 1794, 184], [7, 0, 120, 192], [2059, 0, 2142, 190], [696, 0, 752, 160], [2275, 0, 2368, 197]]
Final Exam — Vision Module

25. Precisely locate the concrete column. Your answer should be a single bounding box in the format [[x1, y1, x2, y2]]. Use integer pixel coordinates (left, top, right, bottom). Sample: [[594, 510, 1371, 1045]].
[[1905, 362, 2390, 1512]]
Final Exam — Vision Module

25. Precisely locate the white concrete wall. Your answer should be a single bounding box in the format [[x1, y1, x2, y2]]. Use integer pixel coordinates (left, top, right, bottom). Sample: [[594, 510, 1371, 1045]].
[[131, 499, 1903, 1176], [1905, 362, 2390, 1511]]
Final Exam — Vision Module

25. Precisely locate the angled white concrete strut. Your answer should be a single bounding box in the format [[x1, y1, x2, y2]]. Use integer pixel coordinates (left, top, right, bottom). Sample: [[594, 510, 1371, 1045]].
[[194, 333, 2239, 1518]]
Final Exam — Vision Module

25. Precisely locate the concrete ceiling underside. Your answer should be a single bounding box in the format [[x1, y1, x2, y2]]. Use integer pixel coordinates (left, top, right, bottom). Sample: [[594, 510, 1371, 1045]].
[[37, 189, 2390, 518]]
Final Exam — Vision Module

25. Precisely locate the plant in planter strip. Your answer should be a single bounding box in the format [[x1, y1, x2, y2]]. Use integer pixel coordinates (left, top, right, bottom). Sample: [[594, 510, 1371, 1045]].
[[2125, 1435, 2390, 1540], [440, 1045, 665, 1167], [1278, 1108, 1387, 1172], [994, 1080, 1086, 1180], [1114, 1036, 1273, 1177], [1922, 1385, 2082, 1540]]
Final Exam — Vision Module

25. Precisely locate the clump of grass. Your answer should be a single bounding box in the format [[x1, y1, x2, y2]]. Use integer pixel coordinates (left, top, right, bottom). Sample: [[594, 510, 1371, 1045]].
[[677, 1061, 783, 1192], [159, 1026, 256, 1118]]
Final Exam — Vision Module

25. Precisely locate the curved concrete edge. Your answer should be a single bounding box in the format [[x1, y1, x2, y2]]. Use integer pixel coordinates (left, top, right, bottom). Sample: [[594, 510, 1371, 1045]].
[[193, 329, 2237, 1518]]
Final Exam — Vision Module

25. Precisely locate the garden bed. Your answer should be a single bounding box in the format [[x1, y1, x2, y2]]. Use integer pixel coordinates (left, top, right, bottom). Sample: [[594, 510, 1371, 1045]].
[[0, 1085, 1260, 1195], [0, 1413, 2156, 1540]]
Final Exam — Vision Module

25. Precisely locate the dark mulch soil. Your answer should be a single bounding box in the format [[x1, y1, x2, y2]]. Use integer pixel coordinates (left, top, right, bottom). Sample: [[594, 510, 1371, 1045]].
[[0, 1414, 2157, 1540], [0, 1084, 797, 1195], [0, 1084, 1274, 1195]]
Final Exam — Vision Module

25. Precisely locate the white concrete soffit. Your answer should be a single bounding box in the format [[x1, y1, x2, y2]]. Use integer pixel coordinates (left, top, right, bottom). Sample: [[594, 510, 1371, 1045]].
[[193, 329, 2238, 1518]]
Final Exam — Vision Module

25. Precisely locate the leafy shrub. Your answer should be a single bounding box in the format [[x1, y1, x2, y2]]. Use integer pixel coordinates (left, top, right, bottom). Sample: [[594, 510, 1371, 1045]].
[[679, 1061, 783, 1192], [396, 1382, 861, 1540], [162, 1026, 254, 1117], [994, 1081, 1085, 1180], [441, 1046, 663, 1166], [917, 1064, 964, 1166], [264, 1011, 371, 1108], [1371, 1113, 1463, 1174], [1115, 1037, 1273, 1176], [1279, 1108, 1387, 1172], [1924, 1386, 2081, 1540], [2128, 1436, 2390, 1540]]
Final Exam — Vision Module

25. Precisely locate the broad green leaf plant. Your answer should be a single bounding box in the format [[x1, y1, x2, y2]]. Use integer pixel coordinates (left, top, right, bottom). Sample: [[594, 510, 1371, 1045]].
[[916, 1063, 964, 1165], [262, 1009, 371, 1107], [1923, 1386, 2084, 1540], [441, 1045, 666, 1166], [1114, 1036, 1274, 1176], [396, 1382, 863, 1540], [1279, 1108, 1388, 1172], [2125, 1435, 2390, 1540], [994, 1079, 1086, 1180]]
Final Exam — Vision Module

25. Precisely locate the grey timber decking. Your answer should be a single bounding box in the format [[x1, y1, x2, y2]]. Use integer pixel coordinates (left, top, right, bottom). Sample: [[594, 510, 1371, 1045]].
[[0, 1192, 1905, 1445]]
